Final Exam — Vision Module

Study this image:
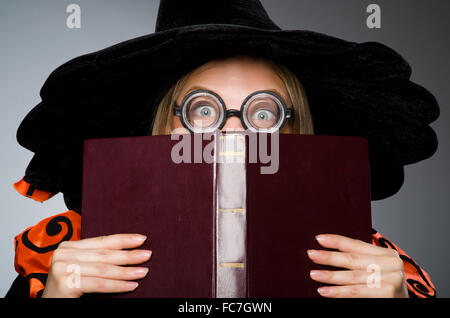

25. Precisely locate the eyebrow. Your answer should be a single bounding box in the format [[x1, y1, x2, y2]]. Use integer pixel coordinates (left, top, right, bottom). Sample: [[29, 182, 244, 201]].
[[184, 85, 290, 105]]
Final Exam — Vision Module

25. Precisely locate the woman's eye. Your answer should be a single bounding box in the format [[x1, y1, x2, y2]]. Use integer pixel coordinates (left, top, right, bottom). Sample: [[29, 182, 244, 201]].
[[252, 109, 275, 121], [192, 105, 216, 118]]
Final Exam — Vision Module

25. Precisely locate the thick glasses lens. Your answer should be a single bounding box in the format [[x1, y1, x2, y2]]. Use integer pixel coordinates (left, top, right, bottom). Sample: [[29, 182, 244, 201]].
[[183, 92, 224, 132], [243, 93, 284, 132]]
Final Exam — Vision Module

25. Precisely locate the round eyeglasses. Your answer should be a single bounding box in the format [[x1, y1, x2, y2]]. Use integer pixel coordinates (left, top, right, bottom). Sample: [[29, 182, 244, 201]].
[[173, 89, 294, 133]]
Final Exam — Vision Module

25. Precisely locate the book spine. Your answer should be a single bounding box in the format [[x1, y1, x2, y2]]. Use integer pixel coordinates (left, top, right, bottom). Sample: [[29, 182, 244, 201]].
[[215, 133, 247, 298]]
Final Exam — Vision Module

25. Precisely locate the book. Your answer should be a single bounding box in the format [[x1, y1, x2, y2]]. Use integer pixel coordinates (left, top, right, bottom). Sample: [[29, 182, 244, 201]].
[[81, 132, 372, 297]]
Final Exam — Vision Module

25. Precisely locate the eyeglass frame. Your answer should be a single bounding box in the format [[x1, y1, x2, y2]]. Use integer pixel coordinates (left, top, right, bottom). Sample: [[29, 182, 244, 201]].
[[172, 89, 295, 133]]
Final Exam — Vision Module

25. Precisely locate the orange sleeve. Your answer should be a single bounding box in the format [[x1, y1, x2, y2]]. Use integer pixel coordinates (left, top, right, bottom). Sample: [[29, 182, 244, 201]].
[[371, 229, 436, 298], [13, 178, 56, 203], [14, 210, 81, 298]]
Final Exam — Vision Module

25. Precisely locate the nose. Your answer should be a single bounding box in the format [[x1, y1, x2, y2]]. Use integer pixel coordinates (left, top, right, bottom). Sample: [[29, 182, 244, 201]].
[[221, 115, 245, 132]]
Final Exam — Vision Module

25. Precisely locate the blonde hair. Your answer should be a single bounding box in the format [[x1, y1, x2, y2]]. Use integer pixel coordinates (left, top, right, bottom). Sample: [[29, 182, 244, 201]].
[[150, 56, 314, 135]]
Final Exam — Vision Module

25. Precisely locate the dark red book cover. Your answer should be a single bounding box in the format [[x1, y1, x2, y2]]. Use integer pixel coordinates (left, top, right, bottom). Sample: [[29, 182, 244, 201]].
[[81, 133, 372, 297]]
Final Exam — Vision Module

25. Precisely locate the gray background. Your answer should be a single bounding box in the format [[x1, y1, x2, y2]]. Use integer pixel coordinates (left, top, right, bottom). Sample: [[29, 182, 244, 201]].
[[0, 0, 448, 297]]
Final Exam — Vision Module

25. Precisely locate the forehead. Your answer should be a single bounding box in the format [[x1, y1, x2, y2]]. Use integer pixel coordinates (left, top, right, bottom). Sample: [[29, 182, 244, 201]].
[[188, 55, 282, 84], [179, 55, 289, 104]]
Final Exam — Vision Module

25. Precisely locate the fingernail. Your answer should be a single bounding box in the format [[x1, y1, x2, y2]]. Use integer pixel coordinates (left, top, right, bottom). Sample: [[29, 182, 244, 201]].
[[138, 250, 152, 258], [310, 270, 324, 279], [307, 249, 318, 257], [315, 234, 328, 243], [132, 234, 147, 242], [126, 281, 139, 289], [317, 287, 331, 296], [133, 267, 149, 275]]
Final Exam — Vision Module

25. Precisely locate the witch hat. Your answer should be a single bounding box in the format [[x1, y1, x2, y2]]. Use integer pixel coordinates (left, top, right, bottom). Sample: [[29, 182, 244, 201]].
[[15, 0, 439, 210]]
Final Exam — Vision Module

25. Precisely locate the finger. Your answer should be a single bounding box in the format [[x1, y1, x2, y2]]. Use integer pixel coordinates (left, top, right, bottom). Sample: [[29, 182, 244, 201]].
[[52, 248, 152, 266], [311, 270, 370, 285], [315, 234, 397, 256], [317, 284, 398, 298], [307, 250, 404, 271], [58, 234, 148, 250], [79, 277, 139, 294], [73, 262, 149, 281], [310, 269, 405, 287]]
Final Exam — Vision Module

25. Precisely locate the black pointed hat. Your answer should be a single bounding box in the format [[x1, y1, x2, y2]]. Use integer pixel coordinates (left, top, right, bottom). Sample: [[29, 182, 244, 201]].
[[16, 0, 439, 210]]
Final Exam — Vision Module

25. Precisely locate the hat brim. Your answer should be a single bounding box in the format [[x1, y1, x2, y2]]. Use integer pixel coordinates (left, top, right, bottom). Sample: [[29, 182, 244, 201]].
[[16, 24, 439, 206]]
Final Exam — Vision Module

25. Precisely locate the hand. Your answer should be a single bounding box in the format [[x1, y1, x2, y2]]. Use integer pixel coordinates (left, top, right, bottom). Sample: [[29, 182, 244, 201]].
[[42, 234, 152, 298], [307, 234, 409, 298]]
